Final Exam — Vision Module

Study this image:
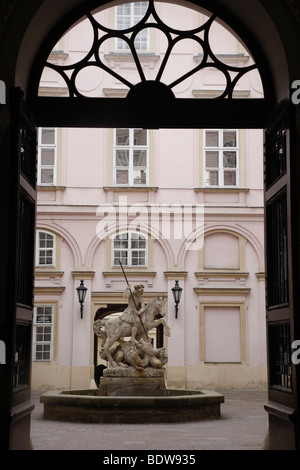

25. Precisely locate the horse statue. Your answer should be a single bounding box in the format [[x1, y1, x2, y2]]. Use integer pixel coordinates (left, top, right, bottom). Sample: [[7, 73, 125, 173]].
[[93, 296, 171, 367]]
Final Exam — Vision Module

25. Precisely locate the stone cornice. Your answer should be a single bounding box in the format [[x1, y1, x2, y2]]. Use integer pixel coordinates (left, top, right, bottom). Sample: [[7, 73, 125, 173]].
[[35, 270, 64, 278], [71, 270, 95, 280], [48, 51, 69, 61], [102, 270, 156, 278], [194, 187, 250, 193], [194, 287, 251, 295], [195, 271, 249, 279], [103, 88, 128, 98], [164, 271, 188, 280], [192, 89, 250, 99], [37, 185, 66, 191], [38, 87, 69, 97], [255, 272, 265, 281], [34, 286, 65, 295], [104, 52, 160, 63], [103, 186, 158, 192], [193, 53, 250, 64], [92, 291, 167, 302]]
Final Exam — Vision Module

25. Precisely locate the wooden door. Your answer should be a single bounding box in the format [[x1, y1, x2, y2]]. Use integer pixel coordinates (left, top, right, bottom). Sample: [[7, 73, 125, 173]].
[[264, 102, 299, 449], [8, 88, 37, 450]]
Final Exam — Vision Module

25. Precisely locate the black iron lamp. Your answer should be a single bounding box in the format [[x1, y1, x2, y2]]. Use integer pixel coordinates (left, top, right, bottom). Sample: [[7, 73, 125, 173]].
[[171, 280, 183, 319], [76, 280, 88, 319]]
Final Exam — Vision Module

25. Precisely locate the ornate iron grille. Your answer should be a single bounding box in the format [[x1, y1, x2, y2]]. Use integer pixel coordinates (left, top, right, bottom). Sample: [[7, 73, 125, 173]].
[[265, 115, 287, 189], [13, 323, 32, 388], [17, 193, 35, 307], [266, 192, 289, 308], [269, 323, 292, 392], [20, 115, 37, 188], [41, 0, 260, 100]]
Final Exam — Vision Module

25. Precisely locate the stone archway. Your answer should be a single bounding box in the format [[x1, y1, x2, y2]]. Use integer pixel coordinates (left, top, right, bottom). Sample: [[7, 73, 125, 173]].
[[24, 0, 277, 129]]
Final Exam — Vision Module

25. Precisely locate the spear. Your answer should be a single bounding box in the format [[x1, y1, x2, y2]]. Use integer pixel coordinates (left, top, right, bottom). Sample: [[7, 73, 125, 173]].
[[119, 260, 149, 341]]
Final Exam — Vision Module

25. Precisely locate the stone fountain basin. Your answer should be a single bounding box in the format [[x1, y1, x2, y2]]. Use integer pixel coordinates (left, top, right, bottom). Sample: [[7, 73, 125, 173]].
[[40, 389, 224, 423]]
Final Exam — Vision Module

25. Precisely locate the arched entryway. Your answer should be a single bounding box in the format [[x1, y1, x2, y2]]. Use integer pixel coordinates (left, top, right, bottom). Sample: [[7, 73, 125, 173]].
[[1, 0, 300, 450]]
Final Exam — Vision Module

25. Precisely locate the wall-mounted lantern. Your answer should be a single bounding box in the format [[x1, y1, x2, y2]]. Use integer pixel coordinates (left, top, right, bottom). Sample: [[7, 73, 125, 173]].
[[171, 280, 183, 319], [76, 280, 88, 319]]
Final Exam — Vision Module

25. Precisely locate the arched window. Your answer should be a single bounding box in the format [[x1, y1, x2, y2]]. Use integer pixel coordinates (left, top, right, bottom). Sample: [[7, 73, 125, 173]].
[[36, 230, 56, 267], [112, 232, 147, 267]]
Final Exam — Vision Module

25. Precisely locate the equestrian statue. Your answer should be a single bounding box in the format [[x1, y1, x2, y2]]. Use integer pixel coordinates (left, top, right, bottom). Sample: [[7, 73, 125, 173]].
[[93, 263, 171, 369]]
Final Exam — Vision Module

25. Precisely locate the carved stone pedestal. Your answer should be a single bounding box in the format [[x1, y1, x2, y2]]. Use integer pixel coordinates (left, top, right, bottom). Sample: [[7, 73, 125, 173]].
[[97, 367, 167, 396]]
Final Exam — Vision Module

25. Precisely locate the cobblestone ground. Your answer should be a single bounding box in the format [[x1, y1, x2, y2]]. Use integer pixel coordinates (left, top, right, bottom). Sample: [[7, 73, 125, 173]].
[[30, 390, 268, 451]]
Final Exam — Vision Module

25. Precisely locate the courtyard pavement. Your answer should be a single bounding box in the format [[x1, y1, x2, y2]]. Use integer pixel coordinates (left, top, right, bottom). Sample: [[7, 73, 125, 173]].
[[29, 389, 268, 452]]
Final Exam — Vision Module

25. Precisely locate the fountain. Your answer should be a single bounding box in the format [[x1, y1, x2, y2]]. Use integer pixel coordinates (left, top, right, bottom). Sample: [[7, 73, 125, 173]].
[[40, 289, 224, 423]]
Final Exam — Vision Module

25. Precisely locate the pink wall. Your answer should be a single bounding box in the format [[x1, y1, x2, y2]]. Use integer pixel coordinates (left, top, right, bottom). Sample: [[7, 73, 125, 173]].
[[33, 2, 266, 390]]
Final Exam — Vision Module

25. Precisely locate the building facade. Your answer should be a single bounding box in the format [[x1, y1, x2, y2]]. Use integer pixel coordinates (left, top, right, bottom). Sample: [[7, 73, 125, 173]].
[[2, 0, 300, 450], [32, 2, 267, 391]]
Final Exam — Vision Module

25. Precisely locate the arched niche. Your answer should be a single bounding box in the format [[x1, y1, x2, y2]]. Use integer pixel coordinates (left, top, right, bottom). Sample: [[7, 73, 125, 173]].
[[203, 231, 240, 270]]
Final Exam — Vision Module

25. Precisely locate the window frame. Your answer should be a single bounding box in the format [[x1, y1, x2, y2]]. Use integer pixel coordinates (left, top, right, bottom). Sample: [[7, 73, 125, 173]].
[[32, 305, 54, 362], [112, 231, 148, 267], [113, 128, 149, 187], [203, 129, 239, 188], [36, 230, 56, 267], [37, 127, 58, 186]]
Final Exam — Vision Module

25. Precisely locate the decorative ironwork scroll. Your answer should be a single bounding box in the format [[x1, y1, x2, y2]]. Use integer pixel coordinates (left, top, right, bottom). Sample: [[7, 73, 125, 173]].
[[269, 323, 292, 391], [266, 191, 289, 308], [40, 0, 261, 99], [265, 115, 287, 189]]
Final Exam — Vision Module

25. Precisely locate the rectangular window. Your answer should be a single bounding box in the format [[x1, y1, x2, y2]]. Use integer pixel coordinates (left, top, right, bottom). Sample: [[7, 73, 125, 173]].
[[114, 128, 149, 186], [33, 306, 54, 361], [38, 127, 58, 185], [115, 2, 149, 52], [36, 231, 55, 267], [204, 129, 239, 187], [113, 232, 147, 267]]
